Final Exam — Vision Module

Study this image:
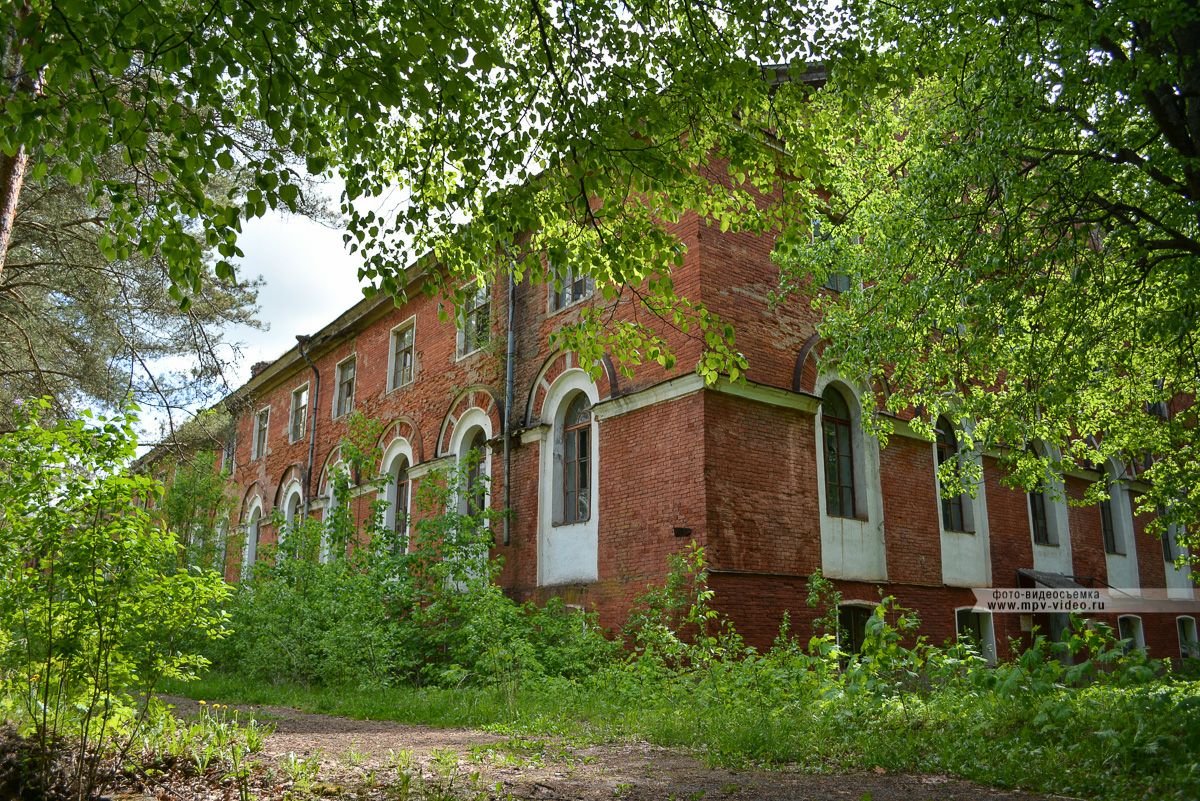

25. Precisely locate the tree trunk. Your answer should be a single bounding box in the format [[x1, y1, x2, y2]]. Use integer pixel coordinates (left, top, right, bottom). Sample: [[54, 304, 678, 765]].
[[0, 145, 29, 275], [1, 2, 38, 281]]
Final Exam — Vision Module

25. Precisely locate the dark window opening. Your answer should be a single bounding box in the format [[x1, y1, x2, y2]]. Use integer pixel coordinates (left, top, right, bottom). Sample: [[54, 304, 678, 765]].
[[561, 394, 592, 524], [822, 386, 857, 518], [838, 604, 873, 654]]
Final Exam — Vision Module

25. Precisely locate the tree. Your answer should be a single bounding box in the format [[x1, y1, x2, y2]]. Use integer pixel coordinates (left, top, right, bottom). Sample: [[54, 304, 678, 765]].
[[0, 399, 230, 799], [8, 0, 1199, 560], [0, 145, 264, 432], [766, 0, 1200, 553]]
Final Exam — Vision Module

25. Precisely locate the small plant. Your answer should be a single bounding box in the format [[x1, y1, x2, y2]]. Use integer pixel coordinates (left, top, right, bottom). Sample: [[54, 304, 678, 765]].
[[280, 750, 321, 792]]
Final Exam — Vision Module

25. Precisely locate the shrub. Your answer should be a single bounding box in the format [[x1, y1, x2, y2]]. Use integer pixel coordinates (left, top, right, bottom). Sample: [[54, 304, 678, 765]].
[[0, 400, 230, 798], [209, 445, 617, 688]]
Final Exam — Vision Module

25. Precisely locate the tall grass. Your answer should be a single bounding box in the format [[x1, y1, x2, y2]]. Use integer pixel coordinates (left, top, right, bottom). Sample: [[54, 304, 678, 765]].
[[170, 546, 1200, 801]]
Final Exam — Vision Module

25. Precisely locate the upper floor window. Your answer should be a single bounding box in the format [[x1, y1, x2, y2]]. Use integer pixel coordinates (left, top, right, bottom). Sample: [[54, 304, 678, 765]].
[[551, 266, 594, 312], [1163, 521, 1180, 564], [221, 435, 236, 473], [1027, 444, 1057, 546], [1099, 473, 1124, 555], [334, 356, 356, 418], [559, 393, 593, 525], [822, 386, 856, 518], [389, 321, 416, 390], [936, 416, 973, 533], [458, 284, 490, 357], [289, 384, 309, 443], [812, 219, 851, 292], [252, 407, 270, 460]]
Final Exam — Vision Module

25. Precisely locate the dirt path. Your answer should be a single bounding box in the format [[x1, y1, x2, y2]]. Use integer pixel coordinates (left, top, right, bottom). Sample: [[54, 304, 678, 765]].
[[161, 697, 1058, 801]]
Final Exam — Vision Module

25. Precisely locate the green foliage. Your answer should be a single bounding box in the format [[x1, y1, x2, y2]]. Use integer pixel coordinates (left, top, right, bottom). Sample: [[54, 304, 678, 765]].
[[0, 140, 265, 429], [622, 543, 744, 670], [132, 700, 270, 801], [765, 0, 1200, 558], [0, 399, 231, 798], [211, 451, 616, 689], [157, 448, 234, 572], [185, 546, 1200, 801]]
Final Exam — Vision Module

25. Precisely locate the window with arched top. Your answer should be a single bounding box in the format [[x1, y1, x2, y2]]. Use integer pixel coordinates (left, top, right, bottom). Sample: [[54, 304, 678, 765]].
[[464, 428, 488, 515], [280, 483, 303, 557], [1027, 444, 1055, 546], [936, 416, 973, 533], [242, 502, 262, 578], [822, 386, 856, 518], [392, 458, 410, 541], [560, 393, 592, 525]]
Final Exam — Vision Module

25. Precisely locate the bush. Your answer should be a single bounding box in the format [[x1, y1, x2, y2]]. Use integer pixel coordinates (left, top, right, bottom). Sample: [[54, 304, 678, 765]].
[[209, 448, 617, 688], [0, 400, 231, 798]]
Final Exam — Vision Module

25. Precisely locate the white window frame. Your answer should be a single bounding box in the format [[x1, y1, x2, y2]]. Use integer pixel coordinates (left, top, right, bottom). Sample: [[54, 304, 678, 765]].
[[289, 382, 309, 444], [537, 369, 600, 587], [1024, 441, 1074, 575], [1117, 615, 1146, 652], [241, 499, 263, 579], [252, 407, 270, 460], [333, 355, 357, 419], [387, 317, 417, 391], [1100, 459, 1140, 592], [279, 480, 304, 555], [457, 284, 491, 359], [549, 265, 595, 313], [1178, 616, 1199, 659], [320, 461, 350, 563], [452, 410, 492, 516], [813, 372, 887, 582], [954, 607, 997, 664], [380, 437, 415, 550]]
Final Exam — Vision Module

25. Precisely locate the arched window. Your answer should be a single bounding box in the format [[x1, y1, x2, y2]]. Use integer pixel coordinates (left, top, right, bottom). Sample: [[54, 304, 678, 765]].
[[464, 428, 488, 515], [242, 502, 262, 578], [936, 416, 971, 532], [280, 482, 304, 557], [392, 458, 410, 541], [1117, 615, 1146, 652], [1178, 617, 1199, 659], [1027, 444, 1054, 546], [285, 491, 302, 527], [560, 393, 592, 525], [822, 386, 856, 518], [837, 603, 875, 654]]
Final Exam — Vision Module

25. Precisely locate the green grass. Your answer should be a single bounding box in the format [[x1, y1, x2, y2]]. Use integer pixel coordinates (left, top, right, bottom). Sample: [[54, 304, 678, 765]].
[[164, 666, 1200, 801], [160, 672, 622, 740]]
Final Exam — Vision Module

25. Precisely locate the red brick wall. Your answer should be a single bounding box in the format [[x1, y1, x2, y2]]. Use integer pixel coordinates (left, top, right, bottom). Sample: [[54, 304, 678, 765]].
[[214, 219, 1197, 661]]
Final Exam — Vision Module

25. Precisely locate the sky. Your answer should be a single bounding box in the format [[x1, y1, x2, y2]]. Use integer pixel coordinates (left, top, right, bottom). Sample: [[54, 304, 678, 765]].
[[223, 206, 369, 388]]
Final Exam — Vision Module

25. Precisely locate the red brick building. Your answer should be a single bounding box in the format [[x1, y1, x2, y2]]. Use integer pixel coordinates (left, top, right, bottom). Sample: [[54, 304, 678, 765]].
[[216, 214, 1200, 662]]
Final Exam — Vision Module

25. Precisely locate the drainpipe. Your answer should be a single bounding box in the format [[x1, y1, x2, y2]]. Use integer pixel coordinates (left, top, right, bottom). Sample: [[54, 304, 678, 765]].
[[503, 266, 517, 546], [296, 334, 320, 516]]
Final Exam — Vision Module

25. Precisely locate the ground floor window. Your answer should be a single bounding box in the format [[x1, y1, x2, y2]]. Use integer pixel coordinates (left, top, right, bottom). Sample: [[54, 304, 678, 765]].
[[955, 609, 997, 664], [1117, 615, 1146, 652], [1178, 616, 1199, 659], [838, 604, 874, 654]]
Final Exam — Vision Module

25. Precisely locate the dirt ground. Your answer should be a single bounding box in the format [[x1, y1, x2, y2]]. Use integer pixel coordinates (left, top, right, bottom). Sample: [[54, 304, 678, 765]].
[[137, 697, 1060, 801]]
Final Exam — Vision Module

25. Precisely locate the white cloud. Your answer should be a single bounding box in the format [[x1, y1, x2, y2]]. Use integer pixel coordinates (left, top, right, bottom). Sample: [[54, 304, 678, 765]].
[[225, 210, 368, 387]]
